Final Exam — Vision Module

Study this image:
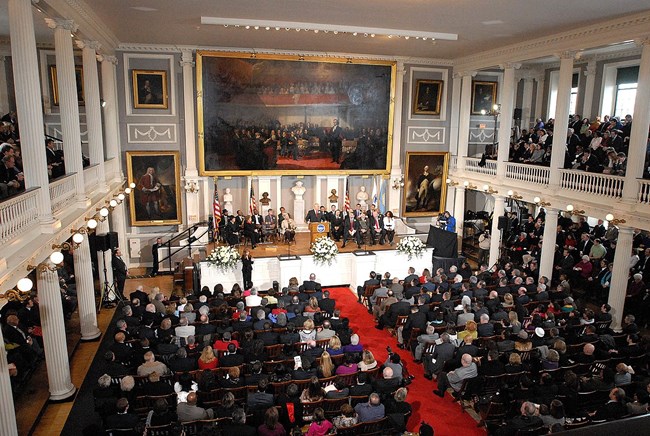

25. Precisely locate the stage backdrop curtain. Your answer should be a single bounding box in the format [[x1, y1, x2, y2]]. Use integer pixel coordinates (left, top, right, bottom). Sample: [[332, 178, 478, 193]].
[[426, 225, 457, 258]]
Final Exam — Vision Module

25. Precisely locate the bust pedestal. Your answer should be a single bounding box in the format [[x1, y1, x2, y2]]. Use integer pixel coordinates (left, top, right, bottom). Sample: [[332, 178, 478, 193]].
[[294, 199, 307, 231]]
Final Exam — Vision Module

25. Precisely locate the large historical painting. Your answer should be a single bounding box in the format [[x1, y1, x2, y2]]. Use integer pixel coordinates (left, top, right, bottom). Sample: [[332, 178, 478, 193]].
[[126, 151, 182, 226], [197, 52, 395, 175], [402, 152, 449, 217]]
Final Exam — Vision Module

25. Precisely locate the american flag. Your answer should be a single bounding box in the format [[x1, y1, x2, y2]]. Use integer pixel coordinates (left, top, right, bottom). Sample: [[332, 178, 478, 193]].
[[344, 178, 351, 212], [249, 186, 257, 215], [213, 179, 221, 225]]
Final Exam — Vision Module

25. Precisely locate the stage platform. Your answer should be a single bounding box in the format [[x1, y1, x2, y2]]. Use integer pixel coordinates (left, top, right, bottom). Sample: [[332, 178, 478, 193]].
[[199, 233, 434, 292]]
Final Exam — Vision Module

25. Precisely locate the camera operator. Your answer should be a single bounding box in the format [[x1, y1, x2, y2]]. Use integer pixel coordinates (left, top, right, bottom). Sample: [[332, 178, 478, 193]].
[[478, 230, 491, 265]]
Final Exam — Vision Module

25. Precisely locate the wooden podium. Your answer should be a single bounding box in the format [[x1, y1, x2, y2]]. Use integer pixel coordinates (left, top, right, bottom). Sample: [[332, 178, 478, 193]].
[[308, 221, 330, 243]]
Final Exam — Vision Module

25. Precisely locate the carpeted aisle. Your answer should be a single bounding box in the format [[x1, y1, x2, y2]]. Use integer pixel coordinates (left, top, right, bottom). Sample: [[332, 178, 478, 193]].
[[327, 287, 485, 436]]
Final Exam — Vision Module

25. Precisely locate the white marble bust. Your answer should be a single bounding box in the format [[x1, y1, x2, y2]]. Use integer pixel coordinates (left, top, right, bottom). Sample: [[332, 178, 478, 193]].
[[292, 180, 306, 200], [223, 187, 233, 211], [357, 185, 369, 209]]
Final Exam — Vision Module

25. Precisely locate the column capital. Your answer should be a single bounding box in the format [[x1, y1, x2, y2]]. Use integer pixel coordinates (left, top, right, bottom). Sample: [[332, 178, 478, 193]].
[[583, 61, 597, 77], [44, 18, 78, 32], [98, 55, 118, 65], [499, 62, 521, 70], [76, 39, 101, 51], [454, 70, 476, 79], [555, 50, 578, 60], [180, 49, 195, 67], [615, 225, 635, 235], [634, 37, 650, 48]]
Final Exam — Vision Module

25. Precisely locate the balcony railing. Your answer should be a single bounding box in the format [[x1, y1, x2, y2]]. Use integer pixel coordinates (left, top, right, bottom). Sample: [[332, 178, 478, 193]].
[[104, 157, 118, 182], [559, 169, 624, 199], [49, 174, 77, 214], [505, 162, 550, 186], [0, 188, 39, 244], [84, 164, 100, 194], [464, 157, 497, 176], [638, 179, 650, 205]]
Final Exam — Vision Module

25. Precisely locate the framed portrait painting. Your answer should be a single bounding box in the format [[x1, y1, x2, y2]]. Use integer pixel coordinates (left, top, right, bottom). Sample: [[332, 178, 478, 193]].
[[196, 51, 395, 176], [413, 79, 443, 115], [126, 151, 182, 226], [402, 152, 449, 217], [49, 65, 85, 106], [471, 81, 498, 115], [132, 69, 169, 109]]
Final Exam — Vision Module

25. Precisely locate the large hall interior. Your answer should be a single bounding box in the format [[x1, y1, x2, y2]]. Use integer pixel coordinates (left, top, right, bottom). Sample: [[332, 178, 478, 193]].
[[0, 1, 650, 435]]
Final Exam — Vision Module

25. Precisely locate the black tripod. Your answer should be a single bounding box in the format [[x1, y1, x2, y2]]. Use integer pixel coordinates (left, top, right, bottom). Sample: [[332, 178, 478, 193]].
[[99, 249, 124, 311]]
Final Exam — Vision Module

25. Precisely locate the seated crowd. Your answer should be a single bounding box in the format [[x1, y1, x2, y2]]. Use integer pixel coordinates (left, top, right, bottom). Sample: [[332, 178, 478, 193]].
[[365, 209, 649, 434], [91, 276, 415, 435], [503, 113, 650, 179]]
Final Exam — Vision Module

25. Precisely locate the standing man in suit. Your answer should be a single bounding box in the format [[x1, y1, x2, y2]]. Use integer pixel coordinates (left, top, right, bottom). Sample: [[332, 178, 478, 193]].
[[305, 203, 322, 224], [112, 248, 128, 300], [151, 237, 162, 277], [329, 118, 343, 163]]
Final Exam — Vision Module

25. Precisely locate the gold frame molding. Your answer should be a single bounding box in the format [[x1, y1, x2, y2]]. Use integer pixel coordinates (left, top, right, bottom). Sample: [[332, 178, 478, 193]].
[[126, 150, 182, 226], [402, 151, 449, 217], [49, 65, 85, 106], [196, 51, 396, 176], [471, 81, 498, 115], [132, 69, 169, 109], [413, 79, 443, 116]]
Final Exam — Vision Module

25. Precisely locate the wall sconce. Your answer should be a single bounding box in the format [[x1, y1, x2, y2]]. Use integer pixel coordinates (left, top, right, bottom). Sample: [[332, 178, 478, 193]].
[[507, 190, 523, 200], [483, 184, 499, 195], [95, 207, 109, 221], [446, 178, 459, 187], [533, 196, 551, 207], [17, 277, 34, 292], [392, 175, 404, 190], [605, 213, 626, 226], [184, 179, 200, 194], [129, 182, 136, 189], [86, 217, 99, 230], [566, 204, 585, 215], [26, 262, 57, 273], [463, 181, 477, 190]]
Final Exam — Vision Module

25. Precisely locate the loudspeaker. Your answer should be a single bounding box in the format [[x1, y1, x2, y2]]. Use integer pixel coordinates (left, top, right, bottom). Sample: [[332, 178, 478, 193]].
[[513, 108, 522, 119], [96, 232, 119, 251], [497, 216, 509, 231], [107, 231, 119, 250]]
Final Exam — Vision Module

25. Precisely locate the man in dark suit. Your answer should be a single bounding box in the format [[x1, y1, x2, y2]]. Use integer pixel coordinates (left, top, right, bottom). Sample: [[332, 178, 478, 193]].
[[301, 273, 322, 292], [130, 285, 149, 306], [220, 343, 245, 367], [137, 371, 174, 397], [219, 408, 257, 436], [377, 297, 410, 329], [588, 387, 627, 421], [105, 398, 140, 431], [318, 290, 335, 314], [112, 248, 127, 300], [477, 313, 495, 337], [305, 203, 323, 224], [398, 304, 427, 348], [349, 372, 374, 396], [258, 322, 280, 346], [357, 271, 380, 303], [342, 214, 361, 248], [151, 237, 163, 276], [246, 378, 275, 411], [194, 314, 217, 338]]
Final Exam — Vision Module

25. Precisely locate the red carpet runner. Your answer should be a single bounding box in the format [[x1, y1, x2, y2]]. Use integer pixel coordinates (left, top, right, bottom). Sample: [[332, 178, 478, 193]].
[[327, 287, 486, 435]]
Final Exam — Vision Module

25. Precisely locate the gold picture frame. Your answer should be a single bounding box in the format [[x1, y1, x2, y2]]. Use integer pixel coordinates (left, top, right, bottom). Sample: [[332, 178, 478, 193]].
[[402, 151, 449, 217], [196, 51, 396, 176], [413, 79, 443, 115], [132, 69, 169, 109], [471, 81, 498, 115], [126, 151, 182, 226], [49, 65, 85, 106]]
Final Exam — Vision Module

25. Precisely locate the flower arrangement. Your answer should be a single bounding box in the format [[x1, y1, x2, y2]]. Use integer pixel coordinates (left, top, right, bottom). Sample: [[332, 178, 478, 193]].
[[310, 236, 339, 265], [396, 236, 425, 260], [206, 245, 241, 270]]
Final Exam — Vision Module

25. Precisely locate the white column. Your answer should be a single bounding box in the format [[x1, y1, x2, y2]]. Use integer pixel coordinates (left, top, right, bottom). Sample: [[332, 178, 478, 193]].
[[37, 265, 76, 400], [47, 18, 86, 206], [8, 0, 55, 226], [315, 176, 325, 207], [73, 234, 101, 340], [77, 40, 107, 191], [181, 50, 200, 225], [453, 186, 465, 255], [456, 72, 474, 171], [521, 77, 534, 130], [581, 61, 597, 118], [496, 64, 518, 179], [608, 227, 634, 332], [100, 55, 121, 179], [549, 51, 575, 188], [488, 195, 505, 266], [448, 73, 462, 156], [0, 326, 17, 434], [534, 72, 546, 122], [388, 62, 406, 215], [110, 201, 129, 267], [0, 57, 8, 115], [539, 207, 559, 282], [621, 39, 650, 202]]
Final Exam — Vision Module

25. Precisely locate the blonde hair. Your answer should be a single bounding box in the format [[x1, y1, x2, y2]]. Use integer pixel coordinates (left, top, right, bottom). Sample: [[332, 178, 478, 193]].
[[509, 353, 522, 365], [362, 349, 376, 365], [303, 319, 315, 331], [320, 351, 334, 378], [308, 296, 319, 310], [465, 320, 477, 332], [504, 293, 514, 305], [199, 345, 216, 363], [289, 277, 299, 287], [328, 336, 342, 350], [616, 363, 635, 374]]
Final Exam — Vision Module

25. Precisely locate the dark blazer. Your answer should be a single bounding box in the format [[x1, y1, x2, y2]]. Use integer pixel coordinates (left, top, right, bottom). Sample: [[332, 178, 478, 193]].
[[112, 255, 127, 281], [318, 297, 335, 314], [105, 412, 140, 430], [305, 209, 324, 223]]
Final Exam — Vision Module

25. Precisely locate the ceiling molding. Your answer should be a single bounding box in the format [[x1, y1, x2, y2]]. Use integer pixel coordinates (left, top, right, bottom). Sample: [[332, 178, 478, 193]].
[[115, 43, 455, 67], [454, 10, 650, 72]]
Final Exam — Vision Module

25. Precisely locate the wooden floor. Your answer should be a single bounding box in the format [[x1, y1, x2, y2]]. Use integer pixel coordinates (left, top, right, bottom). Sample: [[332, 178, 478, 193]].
[[17, 273, 173, 436]]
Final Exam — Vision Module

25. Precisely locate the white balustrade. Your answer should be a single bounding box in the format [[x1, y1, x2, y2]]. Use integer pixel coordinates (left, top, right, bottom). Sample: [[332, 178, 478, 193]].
[[450, 155, 458, 170], [559, 169, 624, 198], [83, 164, 99, 194], [104, 157, 117, 182], [464, 157, 497, 176], [638, 179, 650, 204], [0, 188, 40, 244], [49, 174, 77, 214], [505, 162, 550, 185]]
